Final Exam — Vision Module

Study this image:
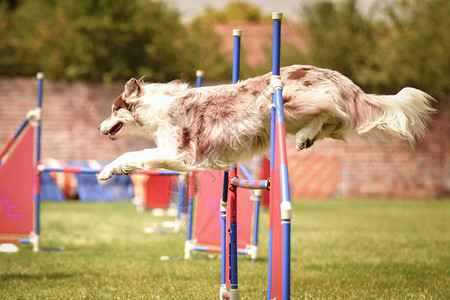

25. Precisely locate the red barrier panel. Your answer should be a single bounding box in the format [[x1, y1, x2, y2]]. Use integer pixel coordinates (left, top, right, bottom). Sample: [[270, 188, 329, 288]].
[[194, 170, 254, 249], [144, 175, 174, 209], [0, 125, 35, 238]]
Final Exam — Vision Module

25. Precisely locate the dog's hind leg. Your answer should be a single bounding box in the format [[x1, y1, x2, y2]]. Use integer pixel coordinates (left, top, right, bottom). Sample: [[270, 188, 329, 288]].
[[295, 116, 327, 151], [98, 148, 187, 180]]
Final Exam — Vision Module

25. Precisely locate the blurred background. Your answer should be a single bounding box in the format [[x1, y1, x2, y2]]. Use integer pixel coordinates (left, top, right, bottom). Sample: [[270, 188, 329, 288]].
[[0, 0, 448, 198]]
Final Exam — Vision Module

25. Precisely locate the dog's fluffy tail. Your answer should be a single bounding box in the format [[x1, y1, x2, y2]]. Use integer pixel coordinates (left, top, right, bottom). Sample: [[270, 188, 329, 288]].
[[357, 88, 436, 142]]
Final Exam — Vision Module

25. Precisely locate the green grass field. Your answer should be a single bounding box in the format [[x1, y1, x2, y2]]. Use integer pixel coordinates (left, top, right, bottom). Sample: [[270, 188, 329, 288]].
[[1, 200, 449, 299]]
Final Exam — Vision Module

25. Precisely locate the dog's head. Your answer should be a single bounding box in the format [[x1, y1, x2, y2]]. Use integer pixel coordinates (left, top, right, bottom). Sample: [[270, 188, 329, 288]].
[[98, 78, 143, 140]]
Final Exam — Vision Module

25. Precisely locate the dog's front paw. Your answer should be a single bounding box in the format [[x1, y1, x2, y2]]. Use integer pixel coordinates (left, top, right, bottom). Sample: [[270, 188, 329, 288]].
[[98, 161, 137, 181], [296, 139, 314, 151], [98, 164, 115, 181]]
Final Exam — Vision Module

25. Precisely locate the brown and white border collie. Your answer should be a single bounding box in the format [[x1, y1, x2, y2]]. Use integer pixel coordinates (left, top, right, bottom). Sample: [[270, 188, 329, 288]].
[[97, 65, 435, 180]]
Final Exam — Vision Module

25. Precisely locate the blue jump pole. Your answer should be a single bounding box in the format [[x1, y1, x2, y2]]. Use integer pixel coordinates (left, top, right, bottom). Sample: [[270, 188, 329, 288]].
[[221, 168, 229, 286], [267, 36, 277, 300], [184, 70, 203, 227], [220, 170, 229, 296], [221, 28, 242, 300], [232, 30, 241, 85], [176, 173, 187, 232], [230, 29, 242, 300], [268, 12, 292, 300], [186, 177, 193, 241], [184, 171, 196, 259], [33, 72, 44, 252], [196, 70, 203, 88], [184, 69, 204, 257]]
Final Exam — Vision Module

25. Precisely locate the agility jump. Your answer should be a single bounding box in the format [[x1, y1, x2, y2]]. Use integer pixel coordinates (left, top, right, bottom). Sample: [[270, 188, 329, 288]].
[[0, 73, 44, 251], [183, 166, 261, 261], [219, 14, 291, 299]]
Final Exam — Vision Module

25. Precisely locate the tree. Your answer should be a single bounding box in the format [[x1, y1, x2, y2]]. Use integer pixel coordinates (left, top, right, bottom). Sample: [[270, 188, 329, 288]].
[[180, 19, 232, 82], [300, 0, 378, 87], [296, 0, 449, 103], [0, 0, 186, 82], [379, 0, 450, 96], [195, 1, 263, 24]]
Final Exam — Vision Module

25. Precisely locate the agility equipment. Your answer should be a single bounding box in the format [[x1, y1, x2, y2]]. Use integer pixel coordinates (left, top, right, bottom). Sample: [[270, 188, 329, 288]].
[[220, 13, 291, 300], [268, 13, 292, 300], [0, 124, 36, 247], [184, 166, 260, 260], [0, 73, 44, 251], [258, 155, 270, 206], [219, 29, 243, 300], [132, 174, 175, 209]]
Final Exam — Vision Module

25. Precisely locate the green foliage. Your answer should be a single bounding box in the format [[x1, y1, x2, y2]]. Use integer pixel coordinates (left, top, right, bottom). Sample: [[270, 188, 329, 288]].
[[301, 0, 377, 81], [0, 0, 251, 83], [195, 1, 263, 24], [378, 0, 450, 95], [0, 0, 186, 82], [297, 0, 449, 99], [178, 20, 232, 82]]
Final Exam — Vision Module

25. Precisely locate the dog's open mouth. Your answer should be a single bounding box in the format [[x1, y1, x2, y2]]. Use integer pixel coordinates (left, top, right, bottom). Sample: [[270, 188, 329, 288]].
[[107, 122, 124, 139]]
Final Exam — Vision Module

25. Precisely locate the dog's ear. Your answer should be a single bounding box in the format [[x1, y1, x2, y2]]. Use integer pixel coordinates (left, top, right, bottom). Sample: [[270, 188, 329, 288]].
[[124, 78, 142, 99]]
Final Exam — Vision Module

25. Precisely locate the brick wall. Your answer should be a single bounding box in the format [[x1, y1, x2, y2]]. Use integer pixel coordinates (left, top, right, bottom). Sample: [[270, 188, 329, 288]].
[[1, 77, 448, 198], [285, 114, 450, 199]]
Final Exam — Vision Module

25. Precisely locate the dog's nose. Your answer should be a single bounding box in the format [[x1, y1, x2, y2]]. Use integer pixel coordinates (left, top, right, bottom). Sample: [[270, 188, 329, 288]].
[[98, 124, 102, 132]]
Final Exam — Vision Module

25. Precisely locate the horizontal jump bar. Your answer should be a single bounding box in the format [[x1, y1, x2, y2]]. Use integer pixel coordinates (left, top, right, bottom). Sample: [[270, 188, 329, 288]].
[[0, 236, 31, 244], [193, 245, 249, 255], [230, 177, 270, 190], [139, 170, 181, 176], [39, 166, 99, 174], [37, 165, 181, 176]]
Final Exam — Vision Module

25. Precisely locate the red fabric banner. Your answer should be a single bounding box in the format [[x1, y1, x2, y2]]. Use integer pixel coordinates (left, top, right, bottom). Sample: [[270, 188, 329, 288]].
[[0, 125, 35, 237], [194, 170, 254, 249], [144, 175, 174, 209]]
